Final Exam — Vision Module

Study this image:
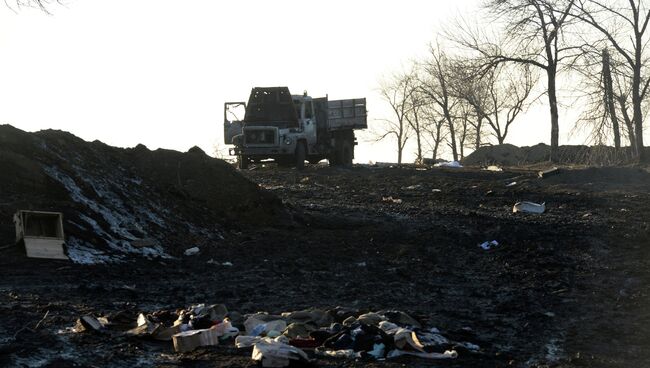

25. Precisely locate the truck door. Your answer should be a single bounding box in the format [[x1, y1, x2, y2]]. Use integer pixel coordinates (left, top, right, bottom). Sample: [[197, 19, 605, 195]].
[[223, 102, 246, 144]]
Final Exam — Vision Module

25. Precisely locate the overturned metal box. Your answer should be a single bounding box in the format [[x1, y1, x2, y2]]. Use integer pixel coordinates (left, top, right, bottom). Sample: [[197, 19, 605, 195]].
[[14, 210, 68, 260]]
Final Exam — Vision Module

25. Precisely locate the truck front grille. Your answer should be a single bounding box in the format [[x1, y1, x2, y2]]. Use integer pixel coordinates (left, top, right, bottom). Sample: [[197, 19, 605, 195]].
[[244, 128, 277, 145]]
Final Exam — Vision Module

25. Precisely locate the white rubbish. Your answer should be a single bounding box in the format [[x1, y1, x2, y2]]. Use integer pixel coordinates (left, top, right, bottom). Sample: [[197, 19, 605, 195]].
[[222, 261, 233, 266], [513, 201, 546, 214], [479, 240, 499, 250], [368, 343, 386, 359], [387, 349, 458, 359], [212, 320, 239, 339], [485, 165, 503, 172], [244, 317, 287, 336], [506, 181, 517, 187], [432, 189, 442, 193], [235, 335, 289, 348], [412, 331, 450, 347], [378, 321, 399, 333], [356, 262, 367, 267], [172, 328, 220, 353], [136, 313, 148, 327], [458, 341, 480, 351], [402, 184, 422, 190], [394, 328, 425, 352], [251, 340, 310, 367], [382, 196, 403, 204], [315, 348, 360, 359], [184, 247, 200, 256], [14, 210, 68, 260], [434, 161, 463, 168]]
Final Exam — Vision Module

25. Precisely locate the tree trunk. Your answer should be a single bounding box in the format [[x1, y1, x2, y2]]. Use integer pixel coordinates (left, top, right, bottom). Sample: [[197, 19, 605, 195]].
[[547, 66, 560, 162], [475, 115, 483, 150], [445, 108, 458, 161], [633, 36, 646, 161], [397, 142, 402, 164], [602, 49, 621, 149], [415, 114, 422, 164], [397, 130, 403, 165]]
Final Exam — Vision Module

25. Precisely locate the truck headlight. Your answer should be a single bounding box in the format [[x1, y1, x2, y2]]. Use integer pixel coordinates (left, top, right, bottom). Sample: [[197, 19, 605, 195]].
[[284, 137, 292, 145]]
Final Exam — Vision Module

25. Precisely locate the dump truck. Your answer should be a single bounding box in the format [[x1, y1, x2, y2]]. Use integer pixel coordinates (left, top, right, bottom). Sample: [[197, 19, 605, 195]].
[[223, 87, 367, 169]]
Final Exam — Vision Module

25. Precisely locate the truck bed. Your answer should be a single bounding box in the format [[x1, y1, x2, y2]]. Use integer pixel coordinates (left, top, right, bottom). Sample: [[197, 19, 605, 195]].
[[327, 98, 367, 130]]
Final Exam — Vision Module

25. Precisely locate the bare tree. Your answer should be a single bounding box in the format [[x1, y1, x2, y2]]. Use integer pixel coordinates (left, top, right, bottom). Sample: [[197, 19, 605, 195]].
[[4, 0, 62, 13], [453, 61, 537, 146], [455, 0, 577, 161], [572, 45, 629, 149], [573, 0, 650, 161], [419, 45, 461, 161], [404, 69, 428, 164], [377, 72, 416, 164], [421, 104, 448, 160]]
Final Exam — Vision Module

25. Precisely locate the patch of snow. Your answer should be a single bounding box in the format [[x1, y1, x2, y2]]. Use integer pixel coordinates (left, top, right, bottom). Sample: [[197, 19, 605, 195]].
[[44, 166, 172, 261], [66, 237, 117, 264]]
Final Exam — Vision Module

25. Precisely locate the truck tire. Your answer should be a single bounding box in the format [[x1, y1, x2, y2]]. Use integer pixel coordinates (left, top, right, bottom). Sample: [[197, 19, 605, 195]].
[[295, 142, 306, 170], [237, 155, 249, 170], [328, 154, 340, 166], [340, 141, 353, 166]]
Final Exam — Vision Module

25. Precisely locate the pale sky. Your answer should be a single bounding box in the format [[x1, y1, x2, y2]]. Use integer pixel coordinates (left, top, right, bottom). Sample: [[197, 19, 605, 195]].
[[0, 0, 622, 163]]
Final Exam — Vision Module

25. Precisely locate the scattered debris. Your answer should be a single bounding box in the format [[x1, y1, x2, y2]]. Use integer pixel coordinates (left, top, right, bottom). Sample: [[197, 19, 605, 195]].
[[478, 240, 499, 250], [485, 165, 503, 172], [435, 161, 463, 168], [13, 210, 68, 260], [432, 189, 442, 193], [75, 315, 106, 333], [184, 247, 200, 256], [538, 167, 560, 178], [382, 196, 403, 204], [506, 181, 518, 187], [67, 304, 477, 365], [173, 328, 220, 353], [402, 184, 423, 190], [513, 201, 546, 214], [251, 339, 311, 367]]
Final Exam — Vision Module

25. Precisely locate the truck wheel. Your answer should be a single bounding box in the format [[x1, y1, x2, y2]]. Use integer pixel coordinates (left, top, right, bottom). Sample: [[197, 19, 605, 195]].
[[339, 141, 353, 166], [328, 155, 340, 166], [238, 155, 249, 169], [295, 142, 306, 170]]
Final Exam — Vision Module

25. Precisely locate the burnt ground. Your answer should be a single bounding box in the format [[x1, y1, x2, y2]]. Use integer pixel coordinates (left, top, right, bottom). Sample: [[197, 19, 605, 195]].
[[1, 163, 650, 367]]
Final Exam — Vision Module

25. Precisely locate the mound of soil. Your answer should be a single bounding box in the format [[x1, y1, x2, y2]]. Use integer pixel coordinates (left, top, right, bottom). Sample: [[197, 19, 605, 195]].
[[463, 143, 645, 166], [0, 124, 284, 263]]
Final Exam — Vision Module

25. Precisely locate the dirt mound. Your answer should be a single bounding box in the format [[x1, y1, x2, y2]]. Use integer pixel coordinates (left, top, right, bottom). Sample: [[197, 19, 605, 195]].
[[0, 124, 284, 263], [463, 143, 643, 166]]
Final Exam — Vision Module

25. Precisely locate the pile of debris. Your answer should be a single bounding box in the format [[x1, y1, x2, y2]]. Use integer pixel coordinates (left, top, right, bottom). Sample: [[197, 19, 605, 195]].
[[73, 304, 480, 367], [0, 125, 284, 264]]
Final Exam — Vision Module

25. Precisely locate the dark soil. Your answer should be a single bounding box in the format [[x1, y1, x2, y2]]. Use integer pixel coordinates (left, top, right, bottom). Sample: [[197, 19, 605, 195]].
[[1, 128, 650, 367], [463, 143, 650, 166]]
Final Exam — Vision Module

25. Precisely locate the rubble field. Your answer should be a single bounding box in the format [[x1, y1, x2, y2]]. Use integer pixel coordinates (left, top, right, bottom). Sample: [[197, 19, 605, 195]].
[[1, 129, 650, 367]]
